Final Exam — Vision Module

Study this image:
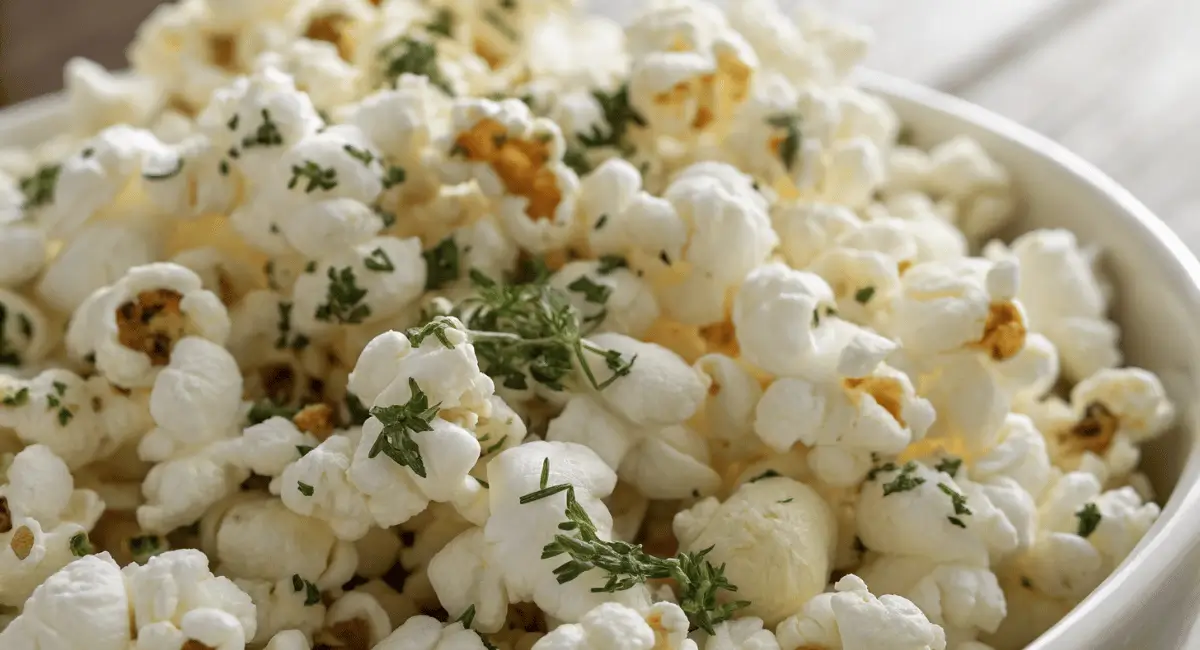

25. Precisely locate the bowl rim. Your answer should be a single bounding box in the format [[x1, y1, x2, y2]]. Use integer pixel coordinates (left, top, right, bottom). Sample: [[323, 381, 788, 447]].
[[860, 69, 1200, 648], [3, 73, 1199, 646]]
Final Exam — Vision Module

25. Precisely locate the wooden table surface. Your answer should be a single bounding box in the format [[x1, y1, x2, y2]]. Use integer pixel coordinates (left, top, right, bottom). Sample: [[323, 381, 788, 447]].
[[1, 0, 1196, 246]]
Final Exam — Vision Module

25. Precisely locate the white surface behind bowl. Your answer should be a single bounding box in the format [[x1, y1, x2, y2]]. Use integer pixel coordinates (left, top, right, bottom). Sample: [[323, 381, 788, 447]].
[[3, 72, 1200, 648]]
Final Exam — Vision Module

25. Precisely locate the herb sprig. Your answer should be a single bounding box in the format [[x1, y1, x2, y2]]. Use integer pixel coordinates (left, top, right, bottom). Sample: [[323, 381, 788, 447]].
[[443, 271, 636, 392], [521, 459, 747, 634], [367, 378, 440, 478]]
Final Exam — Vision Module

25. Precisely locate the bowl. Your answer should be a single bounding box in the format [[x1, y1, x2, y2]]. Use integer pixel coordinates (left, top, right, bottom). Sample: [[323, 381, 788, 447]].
[[3, 72, 1199, 648]]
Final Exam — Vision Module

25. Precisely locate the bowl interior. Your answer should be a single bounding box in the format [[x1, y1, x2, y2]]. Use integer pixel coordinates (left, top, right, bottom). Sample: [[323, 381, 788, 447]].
[[862, 70, 1200, 649]]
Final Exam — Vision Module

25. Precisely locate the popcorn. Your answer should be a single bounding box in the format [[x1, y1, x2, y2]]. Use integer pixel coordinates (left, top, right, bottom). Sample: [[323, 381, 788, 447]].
[[754, 362, 935, 487], [442, 98, 581, 255], [0, 2, 1171, 646], [775, 574, 947, 650], [674, 478, 835, 627], [67, 262, 231, 389]]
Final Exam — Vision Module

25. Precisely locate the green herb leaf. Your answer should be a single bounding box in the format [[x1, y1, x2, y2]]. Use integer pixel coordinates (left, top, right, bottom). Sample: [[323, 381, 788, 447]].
[[291, 574, 322, 605], [948, 516, 967, 529], [567, 276, 611, 306], [368, 378, 440, 478], [2, 387, 29, 407], [241, 109, 284, 148], [378, 37, 454, 95], [1076, 503, 1102, 538], [19, 165, 61, 209], [297, 445, 314, 457], [315, 267, 371, 324], [297, 481, 314, 496], [455, 271, 636, 392], [128, 535, 164, 563], [578, 84, 646, 151], [766, 113, 802, 171], [69, 532, 93, 557], [383, 165, 407, 189], [854, 286, 876, 304], [935, 457, 963, 477], [406, 317, 456, 349], [455, 604, 476, 628], [881, 462, 925, 496], [423, 237, 460, 290], [287, 160, 339, 193], [750, 469, 782, 483], [520, 471, 747, 634], [937, 482, 973, 516], [364, 247, 395, 272]]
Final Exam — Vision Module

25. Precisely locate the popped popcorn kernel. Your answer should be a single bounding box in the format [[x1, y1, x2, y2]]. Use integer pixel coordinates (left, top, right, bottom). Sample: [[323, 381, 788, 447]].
[[0, 2, 1172, 648]]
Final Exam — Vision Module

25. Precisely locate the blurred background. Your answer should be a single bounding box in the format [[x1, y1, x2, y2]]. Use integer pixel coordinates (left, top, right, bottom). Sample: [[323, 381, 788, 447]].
[[1, 0, 1198, 240]]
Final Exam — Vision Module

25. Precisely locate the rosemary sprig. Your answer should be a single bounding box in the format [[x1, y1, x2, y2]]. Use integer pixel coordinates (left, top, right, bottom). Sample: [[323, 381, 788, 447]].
[[521, 459, 747, 634], [367, 378, 440, 478]]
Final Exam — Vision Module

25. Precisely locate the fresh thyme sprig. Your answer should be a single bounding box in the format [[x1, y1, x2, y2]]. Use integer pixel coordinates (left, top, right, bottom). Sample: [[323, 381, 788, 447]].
[[448, 271, 636, 392], [367, 378, 440, 478], [521, 459, 747, 634]]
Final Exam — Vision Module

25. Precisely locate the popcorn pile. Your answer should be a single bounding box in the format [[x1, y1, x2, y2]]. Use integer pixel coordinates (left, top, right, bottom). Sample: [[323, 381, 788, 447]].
[[0, 1, 1173, 649]]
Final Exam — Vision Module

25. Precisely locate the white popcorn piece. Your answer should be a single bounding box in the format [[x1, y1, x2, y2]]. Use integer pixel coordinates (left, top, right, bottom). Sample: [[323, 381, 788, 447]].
[[775, 574, 947, 650], [674, 477, 835, 627], [68, 263, 231, 389]]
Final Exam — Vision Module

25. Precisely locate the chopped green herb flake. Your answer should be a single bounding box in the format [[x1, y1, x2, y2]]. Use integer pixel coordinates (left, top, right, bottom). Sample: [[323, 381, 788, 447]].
[[750, 469, 781, 483], [423, 237, 460, 290], [297, 481, 314, 496], [854, 286, 876, 304], [567, 275, 611, 305], [70, 532, 93, 557], [881, 462, 925, 496], [382, 165, 407, 189], [596, 255, 627, 275], [288, 160, 338, 193], [948, 516, 967, 529], [1076, 503, 1102, 538], [379, 37, 454, 96], [578, 84, 646, 151], [315, 267, 371, 324], [368, 379, 439, 478], [19, 165, 61, 209], [241, 109, 284, 148], [364, 247, 395, 272], [937, 482, 973, 516], [343, 144, 375, 166], [3, 387, 30, 407], [297, 445, 314, 457], [291, 574, 322, 605], [766, 113, 802, 171], [935, 457, 963, 477]]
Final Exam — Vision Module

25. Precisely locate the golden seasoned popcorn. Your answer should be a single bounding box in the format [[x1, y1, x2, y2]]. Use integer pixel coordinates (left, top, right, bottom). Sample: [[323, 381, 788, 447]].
[[0, 2, 1173, 649]]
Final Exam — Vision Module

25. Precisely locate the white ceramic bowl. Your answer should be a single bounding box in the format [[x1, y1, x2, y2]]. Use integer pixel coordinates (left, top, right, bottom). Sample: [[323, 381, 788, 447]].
[[3, 72, 1199, 648]]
